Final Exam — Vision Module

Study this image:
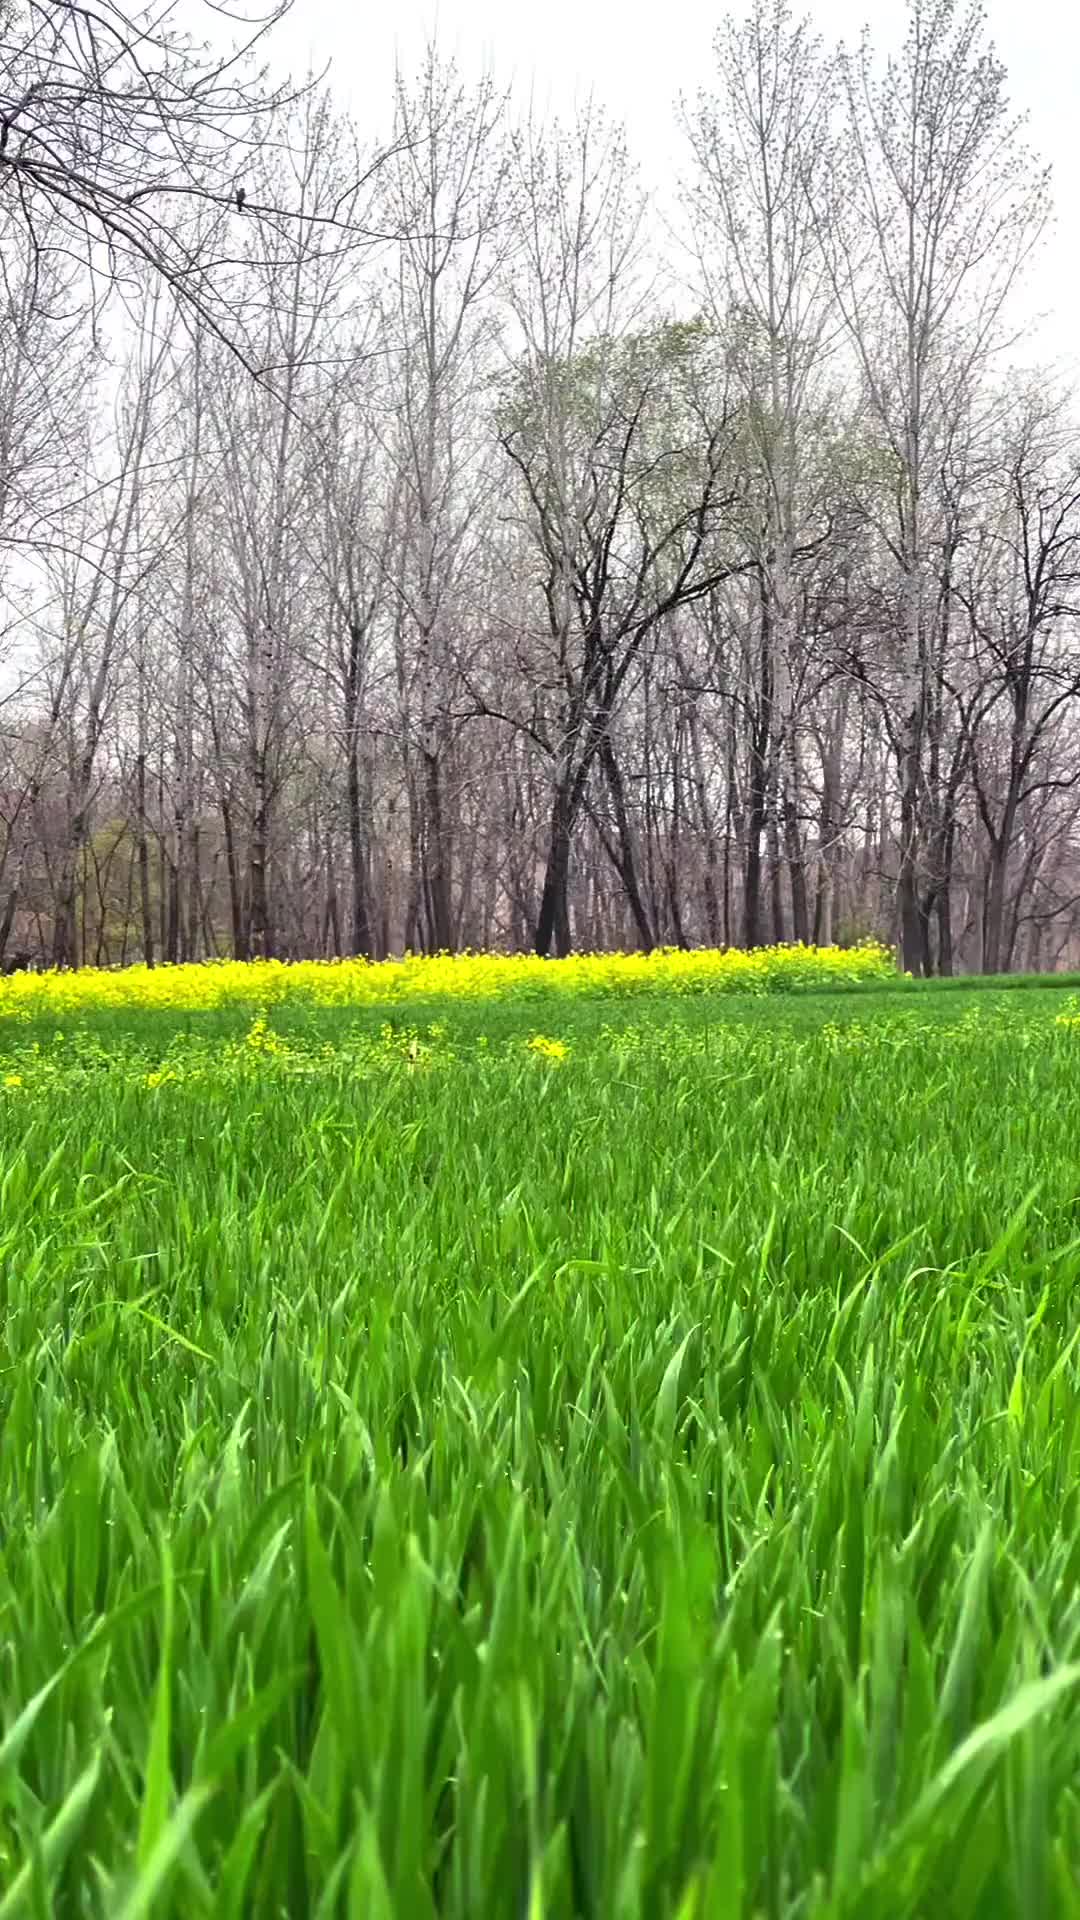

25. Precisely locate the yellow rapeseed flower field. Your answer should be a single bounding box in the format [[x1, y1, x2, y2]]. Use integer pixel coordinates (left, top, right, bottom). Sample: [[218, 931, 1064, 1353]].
[[0, 941, 895, 1017]]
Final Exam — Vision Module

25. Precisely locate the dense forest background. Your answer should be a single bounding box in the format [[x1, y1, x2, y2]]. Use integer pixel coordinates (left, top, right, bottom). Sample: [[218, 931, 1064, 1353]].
[[1, 0, 1076, 975]]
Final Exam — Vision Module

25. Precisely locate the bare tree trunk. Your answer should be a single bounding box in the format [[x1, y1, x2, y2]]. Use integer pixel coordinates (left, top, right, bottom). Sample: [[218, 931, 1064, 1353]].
[[422, 746, 453, 952], [743, 748, 769, 949], [982, 823, 1014, 975], [783, 776, 810, 945], [535, 785, 575, 958], [597, 735, 655, 952], [221, 794, 247, 961], [688, 709, 720, 945], [135, 752, 154, 966], [768, 801, 785, 945]]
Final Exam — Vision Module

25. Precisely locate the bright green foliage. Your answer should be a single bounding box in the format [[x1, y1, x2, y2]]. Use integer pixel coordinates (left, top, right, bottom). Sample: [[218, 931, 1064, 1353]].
[[1, 986, 1079, 1915]]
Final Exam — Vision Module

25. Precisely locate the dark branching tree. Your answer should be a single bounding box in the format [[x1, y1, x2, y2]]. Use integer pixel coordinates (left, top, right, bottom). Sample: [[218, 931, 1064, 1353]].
[[499, 313, 749, 956]]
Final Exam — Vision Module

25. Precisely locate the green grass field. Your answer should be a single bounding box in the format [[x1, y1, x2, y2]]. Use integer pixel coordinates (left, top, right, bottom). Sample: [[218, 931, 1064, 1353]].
[[2, 981, 1080, 1915]]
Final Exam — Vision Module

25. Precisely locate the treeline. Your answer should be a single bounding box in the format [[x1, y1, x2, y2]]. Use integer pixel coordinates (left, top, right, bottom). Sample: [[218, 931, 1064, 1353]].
[[1, 0, 1077, 975]]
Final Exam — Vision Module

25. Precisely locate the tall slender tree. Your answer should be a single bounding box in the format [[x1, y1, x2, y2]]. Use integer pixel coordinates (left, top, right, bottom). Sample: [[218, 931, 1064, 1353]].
[[817, 0, 1049, 971]]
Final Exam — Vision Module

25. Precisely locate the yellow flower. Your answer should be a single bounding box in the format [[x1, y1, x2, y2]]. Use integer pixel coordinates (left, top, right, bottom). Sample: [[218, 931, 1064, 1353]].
[[527, 1034, 569, 1062], [0, 941, 896, 1017], [243, 1014, 286, 1055], [4, 1072, 22, 1088]]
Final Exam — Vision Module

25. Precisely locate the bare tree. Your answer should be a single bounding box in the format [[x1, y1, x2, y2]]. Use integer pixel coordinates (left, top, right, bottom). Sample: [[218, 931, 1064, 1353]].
[[955, 391, 1080, 970], [314, 338, 401, 958], [685, 0, 839, 945], [497, 111, 752, 953], [45, 276, 173, 967], [377, 49, 512, 952], [206, 96, 363, 959], [817, 0, 1049, 972], [0, 0, 299, 353]]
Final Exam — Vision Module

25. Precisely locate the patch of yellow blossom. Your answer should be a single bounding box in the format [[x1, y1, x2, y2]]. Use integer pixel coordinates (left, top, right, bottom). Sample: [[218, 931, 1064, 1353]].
[[526, 1034, 569, 1062], [0, 941, 895, 1018], [242, 1014, 288, 1055]]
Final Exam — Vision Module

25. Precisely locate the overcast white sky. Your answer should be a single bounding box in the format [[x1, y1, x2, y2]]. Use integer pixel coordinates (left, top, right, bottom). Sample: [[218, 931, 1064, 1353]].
[[269, 0, 1078, 379]]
